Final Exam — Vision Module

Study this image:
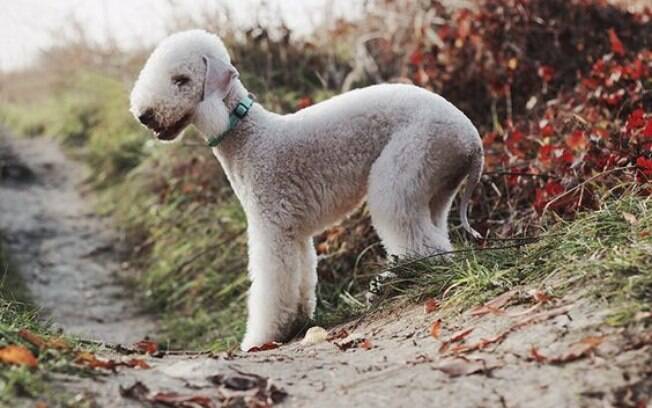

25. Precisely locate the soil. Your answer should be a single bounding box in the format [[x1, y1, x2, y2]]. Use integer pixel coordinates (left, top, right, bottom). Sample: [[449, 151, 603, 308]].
[[1, 131, 651, 407], [0, 132, 156, 344]]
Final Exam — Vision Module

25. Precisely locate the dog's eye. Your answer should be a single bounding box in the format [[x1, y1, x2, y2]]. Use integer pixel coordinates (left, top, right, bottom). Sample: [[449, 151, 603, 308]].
[[172, 75, 191, 87]]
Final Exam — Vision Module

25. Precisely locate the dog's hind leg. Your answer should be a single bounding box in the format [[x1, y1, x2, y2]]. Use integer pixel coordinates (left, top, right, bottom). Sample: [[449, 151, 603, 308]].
[[241, 224, 304, 351], [297, 238, 318, 319], [368, 131, 454, 258]]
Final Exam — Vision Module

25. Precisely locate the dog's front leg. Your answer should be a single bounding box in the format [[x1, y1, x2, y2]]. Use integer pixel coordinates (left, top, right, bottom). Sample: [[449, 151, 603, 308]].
[[241, 224, 303, 351]]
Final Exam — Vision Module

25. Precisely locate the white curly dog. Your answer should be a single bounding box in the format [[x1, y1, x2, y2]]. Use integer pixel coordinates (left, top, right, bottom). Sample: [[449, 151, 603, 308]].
[[130, 30, 484, 351]]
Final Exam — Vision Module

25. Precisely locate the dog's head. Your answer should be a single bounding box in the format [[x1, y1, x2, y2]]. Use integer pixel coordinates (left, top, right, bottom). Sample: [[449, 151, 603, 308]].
[[130, 29, 239, 142]]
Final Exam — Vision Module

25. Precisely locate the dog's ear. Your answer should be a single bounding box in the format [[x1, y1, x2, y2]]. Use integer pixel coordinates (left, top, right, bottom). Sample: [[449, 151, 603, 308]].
[[202, 55, 239, 101]]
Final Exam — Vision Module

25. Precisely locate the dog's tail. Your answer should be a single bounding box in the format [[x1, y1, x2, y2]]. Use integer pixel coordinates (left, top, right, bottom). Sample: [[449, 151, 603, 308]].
[[459, 143, 484, 240]]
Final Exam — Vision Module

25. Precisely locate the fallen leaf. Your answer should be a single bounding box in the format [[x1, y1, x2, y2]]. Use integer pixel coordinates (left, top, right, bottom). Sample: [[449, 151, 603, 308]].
[[120, 381, 216, 408], [0, 345, 38, 368], [210, 369, 288, 406], [327, 328, 349, 341], [528, 346, 548, 363], [151, 392, 214, 408], [334, 334, 372, 351], [549, 336, 605, 364], [247, 342, 281, 353], [124, 358, 151, 369], [120, 381, 150, 400], [450, 327, 474, 342], [359, 339, 374, 350], [608, 28, 625, 56], [424, 298, 440, 314], [75, 352, 151, 370], [469, 290, 517, 316], [430, 319, 442, 339], [134, 339, 159, 354], [528, 289, 554, 304], [434, 356, 501, 378], [18, 329, 70, 351], [75, 352, 117, 371], [302, 326, 329, 346]]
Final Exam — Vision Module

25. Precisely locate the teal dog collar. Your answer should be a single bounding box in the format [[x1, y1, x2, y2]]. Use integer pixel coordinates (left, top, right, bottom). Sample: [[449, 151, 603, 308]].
[[207, 95, 254, 147]]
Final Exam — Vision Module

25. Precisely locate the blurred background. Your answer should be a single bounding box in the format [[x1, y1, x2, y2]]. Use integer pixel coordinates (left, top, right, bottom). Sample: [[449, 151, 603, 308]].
[[0, 0, 650, 350]]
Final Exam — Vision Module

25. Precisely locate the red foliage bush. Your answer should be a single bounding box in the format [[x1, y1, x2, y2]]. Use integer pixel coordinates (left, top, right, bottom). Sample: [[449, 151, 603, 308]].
[[316, 0, 652, 274]]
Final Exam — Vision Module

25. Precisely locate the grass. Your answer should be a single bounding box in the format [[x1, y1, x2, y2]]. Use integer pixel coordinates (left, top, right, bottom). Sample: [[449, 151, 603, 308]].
[[0, 238, 97, 406], [348, 187, 652, 327]]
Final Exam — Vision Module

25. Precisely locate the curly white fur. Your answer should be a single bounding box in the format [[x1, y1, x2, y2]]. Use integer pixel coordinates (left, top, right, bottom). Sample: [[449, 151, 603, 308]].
[[130, 29, 484, 351]]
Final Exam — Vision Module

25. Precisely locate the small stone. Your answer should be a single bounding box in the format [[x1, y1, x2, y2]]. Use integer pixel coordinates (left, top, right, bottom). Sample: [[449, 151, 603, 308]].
[[301, 326, 329, 346]]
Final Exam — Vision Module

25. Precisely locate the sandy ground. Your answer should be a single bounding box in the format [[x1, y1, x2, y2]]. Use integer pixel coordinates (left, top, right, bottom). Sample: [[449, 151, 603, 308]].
[[1, 132, 651, 407], [0, 132, 156, 344]]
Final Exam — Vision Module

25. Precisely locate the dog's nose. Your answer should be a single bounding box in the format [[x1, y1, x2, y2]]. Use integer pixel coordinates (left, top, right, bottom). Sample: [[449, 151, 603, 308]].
[[138, 109, 156, 127]]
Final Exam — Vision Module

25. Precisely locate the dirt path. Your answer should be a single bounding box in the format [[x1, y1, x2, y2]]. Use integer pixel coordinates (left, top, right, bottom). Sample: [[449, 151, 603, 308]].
[[0, 132, 156, 344], [1, 131, 650, 407]]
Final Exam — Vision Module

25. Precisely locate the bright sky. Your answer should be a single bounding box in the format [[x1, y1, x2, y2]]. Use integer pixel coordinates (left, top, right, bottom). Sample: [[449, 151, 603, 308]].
[[0, 0, 356, 72]]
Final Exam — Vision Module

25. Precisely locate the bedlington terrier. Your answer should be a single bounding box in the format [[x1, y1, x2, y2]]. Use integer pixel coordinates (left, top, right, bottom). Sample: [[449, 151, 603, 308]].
[[130, 29, 484, 351]]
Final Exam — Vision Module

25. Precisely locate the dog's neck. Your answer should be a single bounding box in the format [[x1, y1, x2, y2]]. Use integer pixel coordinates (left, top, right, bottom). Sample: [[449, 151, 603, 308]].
[[194, 79, 268, 179]]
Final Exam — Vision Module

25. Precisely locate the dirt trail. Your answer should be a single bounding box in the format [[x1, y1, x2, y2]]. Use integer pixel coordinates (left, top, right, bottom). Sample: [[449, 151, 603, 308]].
[[0, 132, 156, 344], [1, 131, 650, 407]]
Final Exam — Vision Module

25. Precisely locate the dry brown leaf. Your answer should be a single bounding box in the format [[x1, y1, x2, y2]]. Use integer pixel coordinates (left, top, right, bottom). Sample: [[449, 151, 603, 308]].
[[434, 356, 501, 378], [450, 327, 474, 342], [133, 339, 159, 354], [511, 305, 573, 331], [469, 289, 518, 316], [151, 392, 215, 408], [247, 342, 281, 353], [528, 289, 554, 304], [505, 302, 543, 318], [124, 358, 151, 369], [430, 319, 442, 339], [359, 339, 374, 350], [75, 352, 150, 370], [0, 345, 38, 368], [75, 352, 117, 371], [327, 328, 350, 341], [549, 336, 605, 364], [120, 381, 216, 408], [18, 329, 71, 351], [528, 346, 548, 363], [424, 298, 440, 314], [334, 334, 372, 351]]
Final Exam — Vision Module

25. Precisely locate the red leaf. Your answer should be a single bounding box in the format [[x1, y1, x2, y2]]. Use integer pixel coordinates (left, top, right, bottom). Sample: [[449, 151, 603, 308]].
[[565, 130, 587, 151], [134, 339, 158, 354], [430, 319, 442, 339], [608, 28, 625, 56], [627, 109, 646, 131], [540, 123, 555, 138], [424, 298, 440, 314], [643, 119, 652, 139], [450, 327, 474, 342], [537, 65, 555, 82], [410, 50, 424, 66], [538, 144, 553, 164], [469, 290, 518, 317], [247, 342, 282, 353], [296, 96, 313, 110], [636, 157, 652, 175], [529, 346, 548, 363], [0, 345, 38, 368]]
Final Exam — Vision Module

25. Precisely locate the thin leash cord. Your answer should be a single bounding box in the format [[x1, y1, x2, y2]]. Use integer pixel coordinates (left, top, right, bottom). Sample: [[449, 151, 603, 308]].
[[375, 234, 551, 275]]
